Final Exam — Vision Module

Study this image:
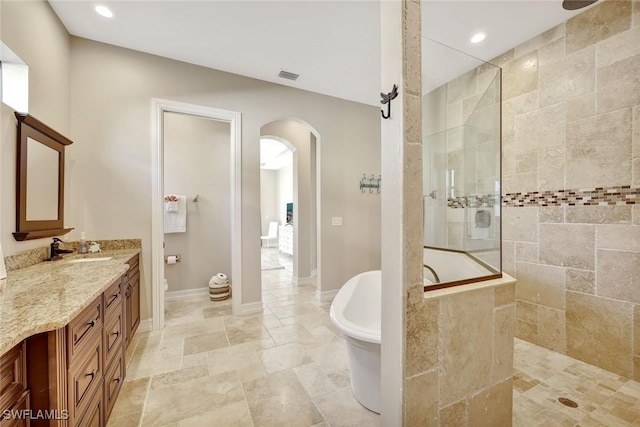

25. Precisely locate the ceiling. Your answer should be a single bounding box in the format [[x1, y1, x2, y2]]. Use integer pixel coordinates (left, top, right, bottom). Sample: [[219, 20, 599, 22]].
[[49, 0, 598, 107]]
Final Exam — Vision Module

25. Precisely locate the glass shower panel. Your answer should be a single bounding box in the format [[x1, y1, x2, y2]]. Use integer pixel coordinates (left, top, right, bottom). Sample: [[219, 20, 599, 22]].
[[422, 38, 502, 288]]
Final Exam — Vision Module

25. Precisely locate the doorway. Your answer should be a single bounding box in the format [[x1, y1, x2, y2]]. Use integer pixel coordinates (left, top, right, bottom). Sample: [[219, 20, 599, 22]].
[[151, 99, 242, 330], [260, 119, 319, 289], [259, 137, 295, 273]]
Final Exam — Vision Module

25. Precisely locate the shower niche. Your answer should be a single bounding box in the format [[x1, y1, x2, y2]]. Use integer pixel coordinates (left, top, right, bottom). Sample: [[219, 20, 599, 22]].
[[421, 38, 502, 289]]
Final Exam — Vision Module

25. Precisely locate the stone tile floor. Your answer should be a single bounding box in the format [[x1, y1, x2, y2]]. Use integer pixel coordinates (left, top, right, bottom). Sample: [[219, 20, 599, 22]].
[[107, 248, 640, 426]]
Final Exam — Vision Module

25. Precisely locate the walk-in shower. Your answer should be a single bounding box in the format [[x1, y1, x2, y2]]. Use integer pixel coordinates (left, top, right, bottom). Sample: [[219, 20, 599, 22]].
[[422, 38, 502, 289]]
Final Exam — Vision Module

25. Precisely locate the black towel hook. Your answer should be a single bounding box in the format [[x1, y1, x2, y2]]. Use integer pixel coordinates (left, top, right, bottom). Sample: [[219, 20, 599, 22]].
[[380, 84, 399, 119]]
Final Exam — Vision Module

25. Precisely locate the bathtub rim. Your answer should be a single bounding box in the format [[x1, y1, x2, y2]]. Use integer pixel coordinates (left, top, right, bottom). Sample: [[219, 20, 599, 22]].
[[330, 270, 381, 345]]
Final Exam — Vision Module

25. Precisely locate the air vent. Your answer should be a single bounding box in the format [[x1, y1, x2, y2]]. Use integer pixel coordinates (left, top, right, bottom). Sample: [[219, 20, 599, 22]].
[[278, 70, 300, 81]]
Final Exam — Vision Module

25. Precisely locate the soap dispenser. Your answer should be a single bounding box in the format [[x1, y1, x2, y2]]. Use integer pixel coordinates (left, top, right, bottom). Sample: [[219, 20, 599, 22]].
[[78, 232, 88, 254]]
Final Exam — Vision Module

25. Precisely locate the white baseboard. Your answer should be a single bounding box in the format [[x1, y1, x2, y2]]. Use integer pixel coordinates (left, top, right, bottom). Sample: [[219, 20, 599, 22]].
[[316, 288, 339, 302], [294, 275, 315, 285], [164, 287, 209, 300], [137, 318, 153, 333], [238, 301, 263, 316]]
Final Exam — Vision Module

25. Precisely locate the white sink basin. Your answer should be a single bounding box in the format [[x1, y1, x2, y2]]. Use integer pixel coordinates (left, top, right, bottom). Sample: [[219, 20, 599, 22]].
[[67, 257, 113, 263]]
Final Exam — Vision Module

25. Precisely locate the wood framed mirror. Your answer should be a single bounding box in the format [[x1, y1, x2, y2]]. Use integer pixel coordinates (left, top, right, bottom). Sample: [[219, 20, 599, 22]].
[[13, 112, 74, 241]]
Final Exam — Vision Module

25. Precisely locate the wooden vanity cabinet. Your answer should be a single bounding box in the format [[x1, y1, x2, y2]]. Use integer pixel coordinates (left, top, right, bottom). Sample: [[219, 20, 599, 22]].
[[25, 268, 134, 427], [123, 255, 140, 348], [0, 342, 29, 427]]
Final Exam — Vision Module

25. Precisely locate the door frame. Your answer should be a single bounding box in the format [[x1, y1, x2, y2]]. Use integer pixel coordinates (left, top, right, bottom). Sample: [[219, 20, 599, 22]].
[[151, 98, 242, 329]]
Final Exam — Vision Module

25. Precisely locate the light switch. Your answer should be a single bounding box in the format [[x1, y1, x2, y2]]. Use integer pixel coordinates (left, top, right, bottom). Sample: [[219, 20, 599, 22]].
[[331, 217, 343, 226]]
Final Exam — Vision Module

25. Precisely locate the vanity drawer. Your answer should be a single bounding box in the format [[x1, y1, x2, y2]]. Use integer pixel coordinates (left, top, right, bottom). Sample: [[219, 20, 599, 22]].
[[76, 385, 103, 427], [68, 336, 103, 426], [103, 277, 123, 317], [0, 391, 29, 427], [126, 255, 139, 281], [0, 342, 26, 412], [103, 301, 123, 368], [103, 352, 124, 420], [67, 297, 103, 365]]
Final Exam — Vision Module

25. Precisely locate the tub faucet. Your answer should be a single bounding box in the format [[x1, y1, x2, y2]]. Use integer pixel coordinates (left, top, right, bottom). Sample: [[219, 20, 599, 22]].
[[49, 237, 74, 261], [423, 264, 441, 284]]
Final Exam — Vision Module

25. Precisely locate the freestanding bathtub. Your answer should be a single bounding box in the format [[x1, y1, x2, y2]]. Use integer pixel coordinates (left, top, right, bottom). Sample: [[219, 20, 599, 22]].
[[330, 270, 381, 414]]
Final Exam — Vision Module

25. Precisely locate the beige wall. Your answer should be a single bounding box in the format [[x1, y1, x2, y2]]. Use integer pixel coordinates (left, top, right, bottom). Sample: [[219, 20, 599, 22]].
[[68, 36, 380, 318], [163, 112, 231, 292], [277, 164, 293, 226], [498, 0, 640, 380], [1, 0, 71, 255], [260, 169, 278, 235]]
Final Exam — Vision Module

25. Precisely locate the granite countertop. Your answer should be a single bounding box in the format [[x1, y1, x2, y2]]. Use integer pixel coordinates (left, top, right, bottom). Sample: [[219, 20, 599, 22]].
[[0, 249, 140, 356]]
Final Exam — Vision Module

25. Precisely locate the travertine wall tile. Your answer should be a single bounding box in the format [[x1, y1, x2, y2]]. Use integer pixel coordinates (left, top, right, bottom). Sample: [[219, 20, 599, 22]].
[[596, 224, 640, 251], [447, 69, 477, 105], [539, 36, 566, 66], [539, 206, 564, 223], [467, 378, 513, 427], [566, 291, 633, 377], [596, 25, 640, 68], [634, 206, 640, 225], [516, 319, 537, 342], [566, 268, 595, 294], [566, 0, 631, 54], [634, 158, 640, 185], [566, 206, 632, 224], [516, 300, 539, 324], [538, 146, 565, 191], [439, 288, 494, 406], [502, 100, 516, 139], [537, 306, 567, 353], [596, 249, 640, 303], [597, 54, 640, 113], [516, 242, 538, 262], [634, 305, 640, 355], [493, 305, 516, 382], [539, 47, 595, 107], [514, 91, 540, 115], [514, 23, 565, 59], [539, 224, 595, 270], [439, 400, 467, 426], [634, 106, 639, 157], [503, 172, 537, 194], [515, 262, 565, 310], [566, 109, 632, 188], [635, 357, 640, 382], [406, 297, 439, 376], [635, 0, 640, 27], [514, 103, 565, 152], [503, 51, 538, 100], [495, 284, 516, 307], [403, 0, 421, 96], [566, 92, 596, 122], [503, 207, 538, 242], [502, 241, 515, 276], [404, 369, 438, 426], [515, 152, 538, 174]]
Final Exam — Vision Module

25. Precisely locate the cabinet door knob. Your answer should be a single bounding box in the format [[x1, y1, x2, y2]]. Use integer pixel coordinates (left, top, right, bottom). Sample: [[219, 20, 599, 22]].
[[86, 369, 97, 378], [86, 320, 95, 328]]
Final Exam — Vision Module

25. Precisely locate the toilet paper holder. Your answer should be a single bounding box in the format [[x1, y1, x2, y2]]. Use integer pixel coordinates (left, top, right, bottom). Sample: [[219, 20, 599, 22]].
[[164, 254, 181, 264]]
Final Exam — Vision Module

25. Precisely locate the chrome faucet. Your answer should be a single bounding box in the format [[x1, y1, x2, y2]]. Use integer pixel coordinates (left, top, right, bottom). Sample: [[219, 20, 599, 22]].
[[49, 237, 74, 261]]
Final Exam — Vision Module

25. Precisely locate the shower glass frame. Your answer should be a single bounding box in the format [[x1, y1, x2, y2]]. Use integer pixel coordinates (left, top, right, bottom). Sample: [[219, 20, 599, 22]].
[[421, 38, 503, 291]]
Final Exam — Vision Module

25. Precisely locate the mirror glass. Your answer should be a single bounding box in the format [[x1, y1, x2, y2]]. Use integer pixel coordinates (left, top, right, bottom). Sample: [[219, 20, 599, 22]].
[[26, 136, 59, 220]]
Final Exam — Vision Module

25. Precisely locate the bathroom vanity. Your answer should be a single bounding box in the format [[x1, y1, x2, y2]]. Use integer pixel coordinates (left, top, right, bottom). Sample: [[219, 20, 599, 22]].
[[0, 249, 140, 427]]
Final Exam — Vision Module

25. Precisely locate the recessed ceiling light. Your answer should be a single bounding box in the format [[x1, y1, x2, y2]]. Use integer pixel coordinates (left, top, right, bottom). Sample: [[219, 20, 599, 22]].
[[95, 5, 114, 18], [470, 32, 486, 44]]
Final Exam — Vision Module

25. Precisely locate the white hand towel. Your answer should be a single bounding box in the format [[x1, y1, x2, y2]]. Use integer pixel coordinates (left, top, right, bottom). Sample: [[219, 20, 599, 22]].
[[164, 195, 187, 233]]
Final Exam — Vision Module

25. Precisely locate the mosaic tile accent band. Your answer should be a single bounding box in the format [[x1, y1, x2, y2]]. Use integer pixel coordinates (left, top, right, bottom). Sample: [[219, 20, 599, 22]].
[[502, 185, 639, 207], [446, 186, 639, 208], [447, 195, 498, 208]]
